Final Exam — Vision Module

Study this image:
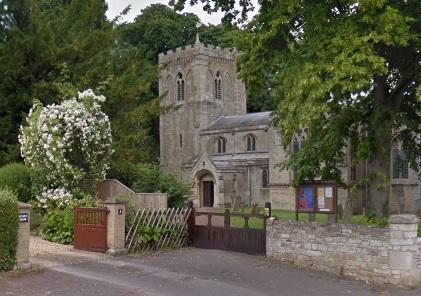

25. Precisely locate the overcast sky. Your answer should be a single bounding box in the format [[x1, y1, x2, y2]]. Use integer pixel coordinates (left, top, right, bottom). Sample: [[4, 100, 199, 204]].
[[106, 0, 258, 25]]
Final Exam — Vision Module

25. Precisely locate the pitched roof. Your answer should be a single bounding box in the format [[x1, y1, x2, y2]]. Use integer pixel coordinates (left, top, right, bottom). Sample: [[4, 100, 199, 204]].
[[210, 152, 269, 162], [203, 111, 272, 131]]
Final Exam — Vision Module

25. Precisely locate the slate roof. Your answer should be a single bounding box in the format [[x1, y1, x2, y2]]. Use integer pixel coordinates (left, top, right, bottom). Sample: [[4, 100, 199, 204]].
[[203, 111, 272, 131], [210, 152, 269, 162]]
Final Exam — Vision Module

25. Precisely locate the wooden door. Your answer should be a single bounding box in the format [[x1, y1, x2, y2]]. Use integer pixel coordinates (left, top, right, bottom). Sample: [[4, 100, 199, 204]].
[[202, 181, 214, 207]]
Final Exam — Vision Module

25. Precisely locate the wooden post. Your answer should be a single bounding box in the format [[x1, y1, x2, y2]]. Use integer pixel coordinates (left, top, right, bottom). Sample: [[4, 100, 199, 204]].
[[187, 201, 194, 245], [224, 209, 230, 250], [224, 209, 230, 229], [264, 202, 272, 217], [244, 216, 249, 229]]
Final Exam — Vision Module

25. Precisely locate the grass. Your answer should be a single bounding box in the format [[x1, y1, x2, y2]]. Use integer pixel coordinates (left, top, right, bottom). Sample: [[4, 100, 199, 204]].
[[214, 207, 404, 230]]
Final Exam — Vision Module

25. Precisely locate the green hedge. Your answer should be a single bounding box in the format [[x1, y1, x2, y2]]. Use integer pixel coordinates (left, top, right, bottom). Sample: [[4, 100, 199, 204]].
[[0, 189, 19, 271], [0, 163, 32, 202]]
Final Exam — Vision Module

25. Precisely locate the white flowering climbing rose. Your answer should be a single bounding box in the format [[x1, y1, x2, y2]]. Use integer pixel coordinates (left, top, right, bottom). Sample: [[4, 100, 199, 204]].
[[36, 188, 73, 211], [19, 89, 113, 187]]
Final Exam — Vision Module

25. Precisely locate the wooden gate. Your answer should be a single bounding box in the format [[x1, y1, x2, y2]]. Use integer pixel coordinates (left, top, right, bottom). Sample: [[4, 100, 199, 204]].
[[188, 207, 268, 255], [74, 207, 108, 253]]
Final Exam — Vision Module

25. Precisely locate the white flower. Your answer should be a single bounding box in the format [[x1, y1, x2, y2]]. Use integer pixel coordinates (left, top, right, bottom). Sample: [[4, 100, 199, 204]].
[[19, 89, 112, 188]]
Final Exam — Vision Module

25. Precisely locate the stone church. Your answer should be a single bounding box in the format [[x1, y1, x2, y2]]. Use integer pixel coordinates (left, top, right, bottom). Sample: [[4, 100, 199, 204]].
[[158, 39, 421, 214]]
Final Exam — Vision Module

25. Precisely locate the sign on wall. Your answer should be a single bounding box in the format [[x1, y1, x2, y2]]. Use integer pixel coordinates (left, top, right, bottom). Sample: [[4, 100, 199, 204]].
[[295, 181, 337, 220], [19, 213, 29, 223]]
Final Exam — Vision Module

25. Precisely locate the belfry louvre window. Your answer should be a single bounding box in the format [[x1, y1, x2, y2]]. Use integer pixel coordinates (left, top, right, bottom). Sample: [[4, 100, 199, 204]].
[[217, 137, 226, 153], [392, 148, 409, 179], [214, 71, 222, 100], [177, 73, 184, 101], [262, 168, 269, 188], [246, 135, 256, 152]]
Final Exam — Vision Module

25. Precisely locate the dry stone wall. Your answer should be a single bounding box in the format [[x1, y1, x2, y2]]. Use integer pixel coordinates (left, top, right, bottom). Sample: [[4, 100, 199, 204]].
[[267, 215, 420, 287]]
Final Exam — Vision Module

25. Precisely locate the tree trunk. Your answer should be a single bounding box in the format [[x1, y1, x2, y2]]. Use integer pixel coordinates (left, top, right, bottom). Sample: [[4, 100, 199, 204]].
[[369, 76, 392, 217], [369, 140, 391, 217]]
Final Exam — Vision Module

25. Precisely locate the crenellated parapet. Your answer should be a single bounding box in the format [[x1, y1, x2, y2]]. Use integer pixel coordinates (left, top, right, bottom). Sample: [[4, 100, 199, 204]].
[[158, 42, 237, 65]]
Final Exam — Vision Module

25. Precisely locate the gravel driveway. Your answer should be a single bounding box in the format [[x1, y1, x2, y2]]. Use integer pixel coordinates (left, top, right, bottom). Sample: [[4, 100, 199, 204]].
[[1, 243, 420, 296]]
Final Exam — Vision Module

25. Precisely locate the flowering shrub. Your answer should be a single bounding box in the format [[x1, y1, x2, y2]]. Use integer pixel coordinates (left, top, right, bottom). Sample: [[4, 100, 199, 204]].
[[36, 188, 73, 213], [19, 89, 113, 188]]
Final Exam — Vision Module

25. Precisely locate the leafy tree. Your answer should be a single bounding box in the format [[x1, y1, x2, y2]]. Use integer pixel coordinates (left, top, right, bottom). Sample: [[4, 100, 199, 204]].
[[131, 164, 192, 207], [0, 0, 113, 165], [174, 0, 421, 217]]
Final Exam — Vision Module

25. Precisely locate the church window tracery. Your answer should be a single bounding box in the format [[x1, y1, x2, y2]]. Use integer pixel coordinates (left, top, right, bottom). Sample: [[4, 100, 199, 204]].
[[217, 137, 226, 154], [246, 134, 256, 152]]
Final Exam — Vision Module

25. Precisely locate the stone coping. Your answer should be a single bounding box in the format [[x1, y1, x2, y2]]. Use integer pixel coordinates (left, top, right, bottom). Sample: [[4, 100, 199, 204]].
[[389, 214, 419, 224], [102, 197, 124, 205], [17, 202, 32, 209]]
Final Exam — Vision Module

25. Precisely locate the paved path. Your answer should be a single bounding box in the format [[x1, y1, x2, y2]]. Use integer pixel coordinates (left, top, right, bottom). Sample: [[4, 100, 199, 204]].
[[1, 248, 420, 296]]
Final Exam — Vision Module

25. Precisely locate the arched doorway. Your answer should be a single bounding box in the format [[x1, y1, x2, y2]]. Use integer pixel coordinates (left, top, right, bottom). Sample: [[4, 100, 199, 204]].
[[197, 171, 214, 207]]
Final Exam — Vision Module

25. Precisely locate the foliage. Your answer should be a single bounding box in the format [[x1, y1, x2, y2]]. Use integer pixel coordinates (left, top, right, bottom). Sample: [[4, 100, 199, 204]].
[[133, 224, 188, 251], [0, 0, 114, 166], [116, 193, 138, 232], [131, 164, 192, 207], [40, 194, 98, 245], [0, 163, 32, 202], [41, 207, 73, 245], [351, 214, 388, 227], [0, 189, 19, 271], [134, 225, 161, 250], [19, 89, 113, 188], [170, 0, 255, 24]]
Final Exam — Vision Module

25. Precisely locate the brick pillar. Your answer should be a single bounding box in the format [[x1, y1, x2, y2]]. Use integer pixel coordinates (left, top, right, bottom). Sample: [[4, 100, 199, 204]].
[[16, 202, 31, 270], [389, 214, 420, 287], [102, 198, 127, 256]]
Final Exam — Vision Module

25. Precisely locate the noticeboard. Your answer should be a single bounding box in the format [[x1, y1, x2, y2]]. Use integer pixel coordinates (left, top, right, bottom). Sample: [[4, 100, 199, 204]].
[[296, 181, 337, 215]]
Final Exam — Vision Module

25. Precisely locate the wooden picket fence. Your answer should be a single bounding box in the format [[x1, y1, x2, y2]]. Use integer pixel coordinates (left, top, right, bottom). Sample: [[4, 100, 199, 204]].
[[125, 207, 192, 253]]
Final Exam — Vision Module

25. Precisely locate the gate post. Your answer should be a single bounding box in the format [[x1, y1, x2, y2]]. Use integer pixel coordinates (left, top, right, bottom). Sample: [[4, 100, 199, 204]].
[[102, 198, 127, 255], [16, 202, 31, 270]]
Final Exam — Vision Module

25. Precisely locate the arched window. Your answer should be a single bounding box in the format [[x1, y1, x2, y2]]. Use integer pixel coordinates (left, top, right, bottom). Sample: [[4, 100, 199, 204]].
[[177, 72, 184, 101], [214, 71, 222, 100], [392, 148, 409, 179], [179, 134, 183, 148], [262, 168, 269, 188], [246, 134, 256, 152], [217, 137, 226, 154]]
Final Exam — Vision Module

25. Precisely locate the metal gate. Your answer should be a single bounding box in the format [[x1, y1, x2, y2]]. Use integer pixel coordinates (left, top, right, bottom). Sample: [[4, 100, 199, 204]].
[[188, 207, 268, 255], [74, 207, 108, 253]]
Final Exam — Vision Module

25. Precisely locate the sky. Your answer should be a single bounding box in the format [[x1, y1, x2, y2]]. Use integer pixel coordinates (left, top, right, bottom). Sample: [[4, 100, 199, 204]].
[[106, 0, 258, 25]]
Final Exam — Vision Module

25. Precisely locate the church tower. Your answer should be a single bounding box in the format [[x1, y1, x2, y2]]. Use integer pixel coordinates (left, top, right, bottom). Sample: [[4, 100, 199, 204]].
[[159, 39, 247, 175]]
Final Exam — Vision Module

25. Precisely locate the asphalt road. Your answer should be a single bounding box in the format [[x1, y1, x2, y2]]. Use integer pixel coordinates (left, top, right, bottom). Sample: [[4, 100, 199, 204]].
[[0, 248, 419, 296]]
